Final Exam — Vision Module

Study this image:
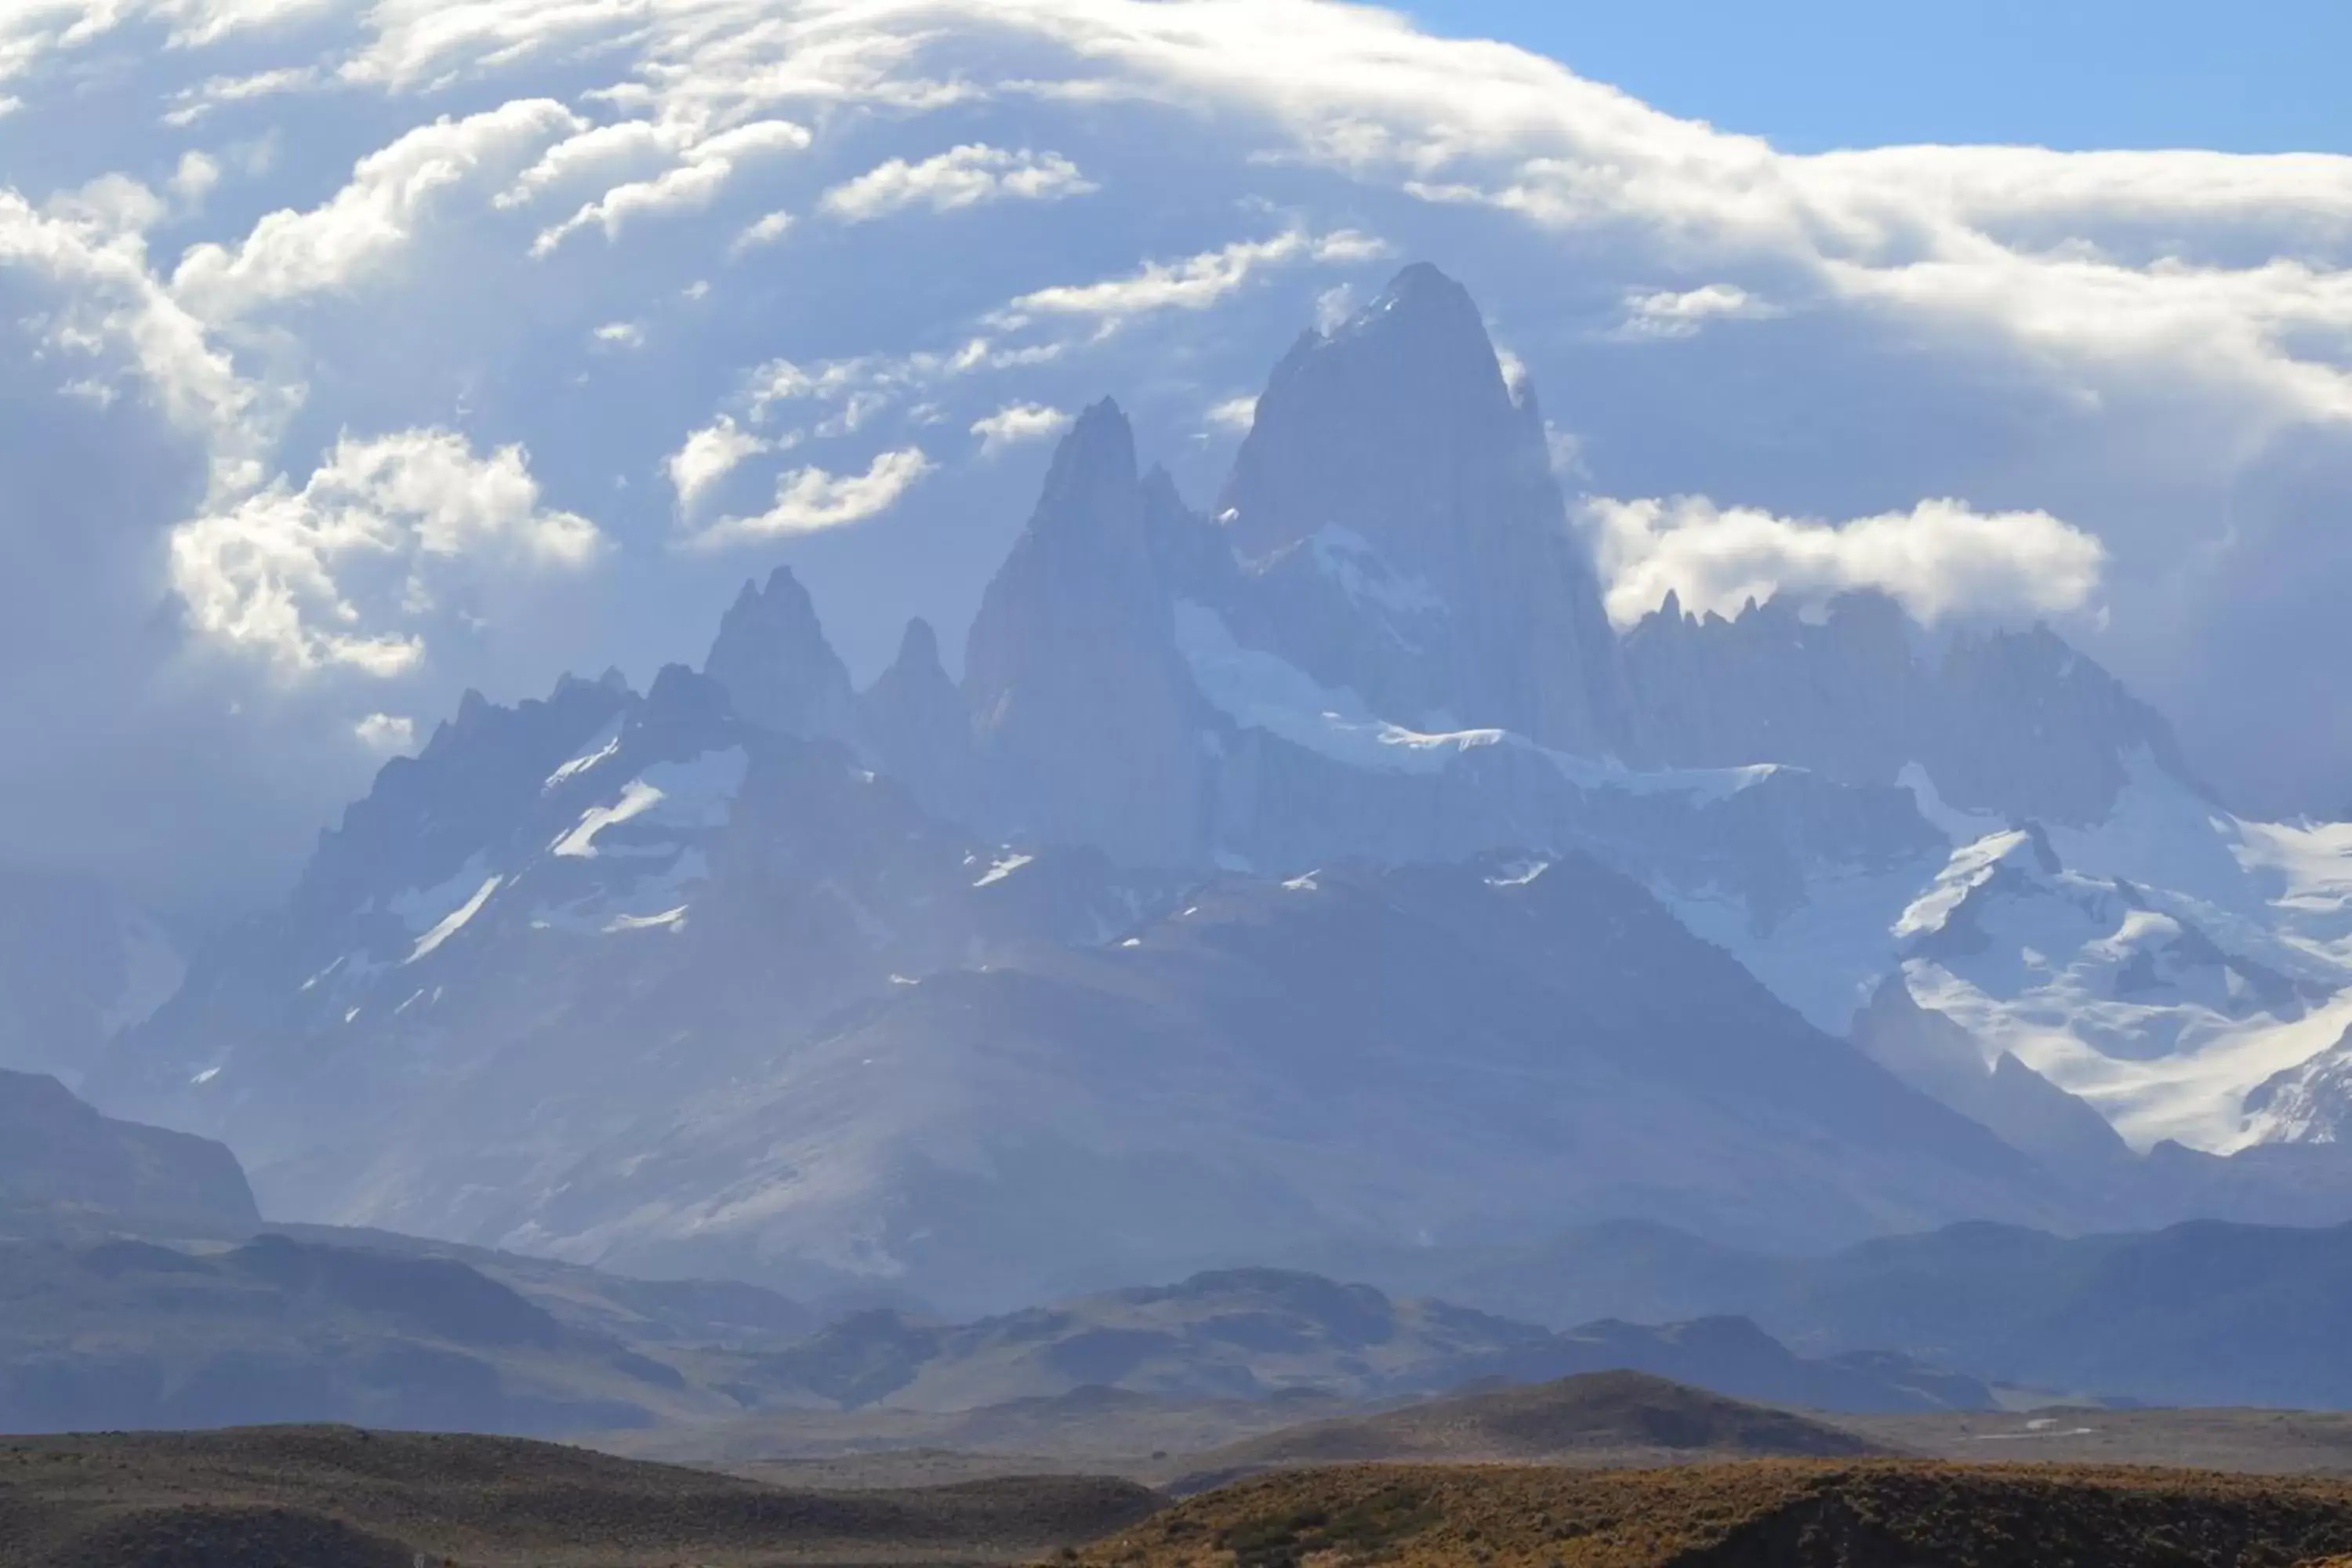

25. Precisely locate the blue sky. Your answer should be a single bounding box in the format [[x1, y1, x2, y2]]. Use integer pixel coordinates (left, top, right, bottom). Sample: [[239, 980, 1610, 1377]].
[[1410, 1, 2350, 153]]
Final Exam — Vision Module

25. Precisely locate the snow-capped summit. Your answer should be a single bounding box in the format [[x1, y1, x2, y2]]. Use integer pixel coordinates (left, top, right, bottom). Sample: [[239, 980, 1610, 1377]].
[[1218, 263, 1630, 754]]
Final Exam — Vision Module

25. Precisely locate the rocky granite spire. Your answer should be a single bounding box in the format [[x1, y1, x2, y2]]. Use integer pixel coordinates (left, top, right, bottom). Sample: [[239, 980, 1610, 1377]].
[[702, 564, 858, 741], [858, 616, 975, 824], [1216, 263, 1631, 753], [963, 399, 1203, 865]]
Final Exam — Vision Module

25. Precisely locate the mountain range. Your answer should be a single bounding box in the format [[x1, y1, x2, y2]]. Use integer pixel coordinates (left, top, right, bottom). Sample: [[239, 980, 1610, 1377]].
[[21, 1065, 2352, 1425], [0, 1069, 1985, 1435], [46, 262, 2352, 1318], [1386, 1216, 2352, 1410]]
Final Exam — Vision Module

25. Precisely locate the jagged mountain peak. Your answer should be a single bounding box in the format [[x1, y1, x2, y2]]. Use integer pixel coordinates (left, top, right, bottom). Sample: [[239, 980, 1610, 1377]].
[[641, 661, 734, 734], [968, 398, 1161, 615], [891, 615, 944, 673], [1330, 262, 1501, 368], [1030, 397, 1141, 535], [1624, 586, 2205, 826], [1220, 263, 1529, 568], [297, 671, 636, 923], [963, 394, 1203, 866], [1207, 261, 1629, 752], [702, 563, 857, 742]]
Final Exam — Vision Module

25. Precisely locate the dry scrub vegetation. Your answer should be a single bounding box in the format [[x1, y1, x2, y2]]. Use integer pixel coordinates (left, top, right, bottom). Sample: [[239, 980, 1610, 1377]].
[[1074, 1461, 2352, 1568]]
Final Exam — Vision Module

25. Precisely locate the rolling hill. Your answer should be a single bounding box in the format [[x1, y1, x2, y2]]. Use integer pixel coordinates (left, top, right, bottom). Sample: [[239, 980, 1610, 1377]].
[[0, 1425, 1158, 1567]]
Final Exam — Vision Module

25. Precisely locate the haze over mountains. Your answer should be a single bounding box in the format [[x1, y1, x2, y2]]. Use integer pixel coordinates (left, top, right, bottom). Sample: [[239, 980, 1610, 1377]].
[[23, 263, 2345, 1324]]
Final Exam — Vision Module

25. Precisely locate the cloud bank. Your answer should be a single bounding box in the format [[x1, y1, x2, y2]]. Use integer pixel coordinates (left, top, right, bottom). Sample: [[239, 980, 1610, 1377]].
[[0, 0, 2348, 902], [1582, 495, 2110, 629]]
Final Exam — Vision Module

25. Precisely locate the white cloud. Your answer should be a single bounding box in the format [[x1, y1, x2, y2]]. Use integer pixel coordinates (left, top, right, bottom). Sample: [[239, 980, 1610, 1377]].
[[0, 188, 273, 493], [1204, 394, 1258, 433], [740, 336, 1066, 434], [2, 0, 332, 87], [731, 209, 793, 256], [1617, 282, 1781, 339], [819, 143, 1095, 223], [997, 228, 1382, 327], [664, 415, 771, 511], [591, 320, 644, 348], [684, 447, 934, 550], [169, 429, 602, 675], [495, 118, 671, 209], [353, 711, 417, 753], [970, 401, 1073, 454], [530, 118, 811, 256], [1581, 495, 2109, 628], [168, 151, 223, 210], [45, 174, 169, 237], [172, 98, 583, 319], [1312, 282, 1356, 332], [1309, 230, 1396, 265], [163, 64, 321, 127]]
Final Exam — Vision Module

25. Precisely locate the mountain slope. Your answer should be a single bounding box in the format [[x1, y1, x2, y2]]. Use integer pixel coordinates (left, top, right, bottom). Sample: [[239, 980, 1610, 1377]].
[[0, 1233, 703, 1435], [95, 666, 1171, 1243], [0, 1069, 256, 1240], [510, 854, 2058, 1308]]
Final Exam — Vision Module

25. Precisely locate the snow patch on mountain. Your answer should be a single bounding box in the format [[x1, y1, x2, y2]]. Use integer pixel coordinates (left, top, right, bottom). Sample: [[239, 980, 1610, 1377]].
[[543, 721, 624, 791], [385, 855, 497, 930], [408, 874, 503, 963], [1177, 598, 1779, 805], [1306, 526, 1447, 619], [1175, 598, 1508, 775]]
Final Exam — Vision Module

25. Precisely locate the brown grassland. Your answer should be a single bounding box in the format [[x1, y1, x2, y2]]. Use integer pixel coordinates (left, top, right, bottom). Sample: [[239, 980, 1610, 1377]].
[[1073, 1461, 2352, 1568], [0, 1425, 1158, 1567]]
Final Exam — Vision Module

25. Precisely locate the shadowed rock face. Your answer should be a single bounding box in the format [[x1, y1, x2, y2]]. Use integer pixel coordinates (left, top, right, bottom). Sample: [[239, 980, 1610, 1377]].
[[1218, 263, 1631, 755], [964, 399, 1206, 866], [0, 1069, 256, 1238], [1622, 591, 2199, 825]]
